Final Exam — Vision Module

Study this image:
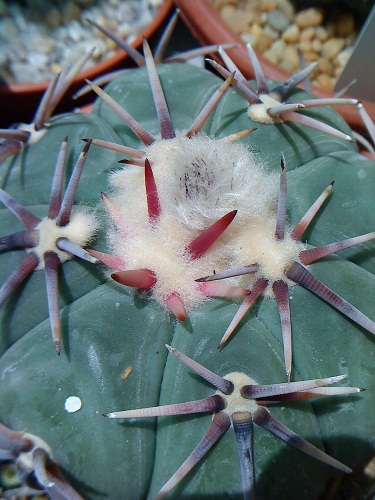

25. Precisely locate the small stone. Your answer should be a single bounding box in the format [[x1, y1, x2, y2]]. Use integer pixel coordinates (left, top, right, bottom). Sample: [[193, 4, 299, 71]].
[[316, 26, 329, 42], [263, 24, 279, 41], [325, 22, 336, 37], [66, 20, 84, 42], [258, 12, 268, 27], [221, 6, 254, 34], [251, 23, 265, 37], [270, 39, 286, 61], [50, 62, 63, 75], [334, 66, 344, 77], [261, 0, 277, 12], [276, 0, 294, 21], [263, 47, 279, 64], [148, 0, 163, 7], [322, 38, 345, 60], [279, 45, 299, 73], [317, 57, 334, 76], [212, 0, 227, 9], [300, 27, 316, 41], [267, 9, 290, 32], [282, 24, 300, 43], [10, 62, 41, 83], [299, 40, 313, 53], [27, 52, 49, 68], [336, 12, 355, 37], [311, 38, 322, 53], [220, 5, 237, 22], [241, 33, 258, 47], [255, 34, 273, 52], [315, 73, 334, 90], [250, 24, 273, 51], [295, 8, 323, 29], [303, 51, 320, 64], [27, 33, 55, 54]]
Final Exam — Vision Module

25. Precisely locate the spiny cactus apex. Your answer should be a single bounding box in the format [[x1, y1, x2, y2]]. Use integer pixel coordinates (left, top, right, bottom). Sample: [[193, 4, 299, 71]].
[[84, 42, 375, 378], [0, 51, 94, 163], [0, 139, 99, 354], [207, 43, 358, 142], [104, 345, 363, 499], [85, 40, 254, 316], [0, 421, 83, 498]]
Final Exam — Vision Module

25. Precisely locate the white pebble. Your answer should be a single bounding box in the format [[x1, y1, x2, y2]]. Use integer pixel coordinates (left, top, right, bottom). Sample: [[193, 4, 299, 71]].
[[64, 396, 82, 413]]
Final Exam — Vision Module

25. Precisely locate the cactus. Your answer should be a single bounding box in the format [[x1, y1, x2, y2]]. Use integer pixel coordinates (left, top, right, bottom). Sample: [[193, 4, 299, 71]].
[[0, 51, 375, 499]]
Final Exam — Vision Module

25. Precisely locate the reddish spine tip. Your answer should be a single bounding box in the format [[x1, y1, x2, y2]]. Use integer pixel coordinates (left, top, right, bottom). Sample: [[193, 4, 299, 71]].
[[144, 159, 161, 222], [165, 292, 186, 321], [55, 342, 61, 356], [186, 210, 237, 260], [111, 269, 157, 289]]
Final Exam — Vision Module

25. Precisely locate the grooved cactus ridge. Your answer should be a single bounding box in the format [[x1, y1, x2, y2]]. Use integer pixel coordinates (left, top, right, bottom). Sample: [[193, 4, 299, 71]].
[[0, 41, 374, 499]]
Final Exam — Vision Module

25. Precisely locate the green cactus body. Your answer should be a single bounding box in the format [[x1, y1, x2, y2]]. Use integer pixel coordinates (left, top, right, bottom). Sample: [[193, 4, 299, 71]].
[[0, 63, 374, 498]]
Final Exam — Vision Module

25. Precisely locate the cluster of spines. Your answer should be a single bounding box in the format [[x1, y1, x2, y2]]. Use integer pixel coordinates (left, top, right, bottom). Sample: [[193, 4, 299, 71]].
[[0, 139, 98, 354], [0, 421, 83, 498], [104, 344, 363, 499]]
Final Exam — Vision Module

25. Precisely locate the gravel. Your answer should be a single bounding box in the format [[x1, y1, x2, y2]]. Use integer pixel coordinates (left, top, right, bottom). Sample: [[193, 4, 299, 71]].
[[210, 0, 361, 91], [0, 0, 164, 85]]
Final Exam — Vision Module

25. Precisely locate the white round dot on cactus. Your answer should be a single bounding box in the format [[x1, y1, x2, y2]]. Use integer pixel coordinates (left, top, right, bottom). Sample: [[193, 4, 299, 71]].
[[64, 396, 82, 413]]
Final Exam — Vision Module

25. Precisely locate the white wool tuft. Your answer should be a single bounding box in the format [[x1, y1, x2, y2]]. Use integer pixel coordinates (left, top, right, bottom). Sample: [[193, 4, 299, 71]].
[[109, 133, 278, 231], [247, 94, 282, 124], [31, 208, 99, 267], [231, 219, 304, 296], [219, 372, 259, 416]]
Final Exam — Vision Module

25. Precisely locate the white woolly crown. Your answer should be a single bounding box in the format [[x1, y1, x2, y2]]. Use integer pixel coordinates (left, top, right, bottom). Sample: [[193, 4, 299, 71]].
[[106, 133, 302, 309]]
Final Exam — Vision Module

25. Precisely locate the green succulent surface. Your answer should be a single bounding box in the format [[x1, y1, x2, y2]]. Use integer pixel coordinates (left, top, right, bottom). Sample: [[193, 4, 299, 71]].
[[0, 63, 374, 499]]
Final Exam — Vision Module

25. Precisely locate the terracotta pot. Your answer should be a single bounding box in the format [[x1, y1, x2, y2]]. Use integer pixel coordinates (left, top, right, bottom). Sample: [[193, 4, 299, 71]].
[[0, 0, 174, 128], [175, 0, 375, 137]]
